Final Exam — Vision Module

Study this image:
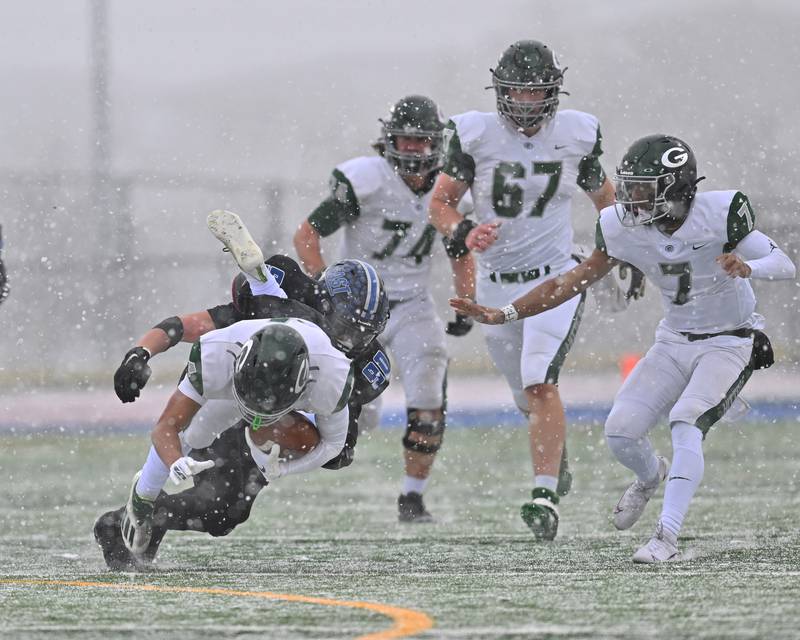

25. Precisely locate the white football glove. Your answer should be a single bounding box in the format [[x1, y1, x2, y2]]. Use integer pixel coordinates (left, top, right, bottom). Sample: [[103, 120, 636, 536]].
[[244, 428, 282, 483], [169, 456, 215, 485]]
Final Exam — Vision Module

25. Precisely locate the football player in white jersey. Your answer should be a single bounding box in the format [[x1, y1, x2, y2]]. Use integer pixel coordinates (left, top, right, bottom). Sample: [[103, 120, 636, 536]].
[[450, 134, 795, 561], [429, 40, 619, 540], [294, 95, 476, 522], [121, 316, 354, 559]]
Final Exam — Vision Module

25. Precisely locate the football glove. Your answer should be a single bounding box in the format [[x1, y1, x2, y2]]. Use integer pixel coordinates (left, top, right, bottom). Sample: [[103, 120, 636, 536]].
[[114, 347, 152, 403], [244, 429, 282, 483], [169, 456, 215, 485], [446, 313, 474, 337], [618, 263, 646, 301]]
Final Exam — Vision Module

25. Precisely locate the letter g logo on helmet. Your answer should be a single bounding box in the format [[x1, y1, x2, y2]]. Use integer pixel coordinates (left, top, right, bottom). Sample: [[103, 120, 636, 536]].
[[661, 147, 689, 168]]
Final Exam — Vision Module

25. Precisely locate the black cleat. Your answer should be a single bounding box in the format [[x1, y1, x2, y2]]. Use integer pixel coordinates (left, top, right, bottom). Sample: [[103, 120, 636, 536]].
[[94, 507, 136, 571], [398, 492, 434, 523], [94, 506, 167, 571]]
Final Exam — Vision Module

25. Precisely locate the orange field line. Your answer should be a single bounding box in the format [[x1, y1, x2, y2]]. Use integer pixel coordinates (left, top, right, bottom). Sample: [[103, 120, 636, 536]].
[[0, 578, 434, 640]]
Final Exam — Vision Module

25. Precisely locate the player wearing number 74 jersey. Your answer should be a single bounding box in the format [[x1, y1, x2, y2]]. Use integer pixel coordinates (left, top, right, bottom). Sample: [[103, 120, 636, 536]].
[[451, 134, 795, 562]]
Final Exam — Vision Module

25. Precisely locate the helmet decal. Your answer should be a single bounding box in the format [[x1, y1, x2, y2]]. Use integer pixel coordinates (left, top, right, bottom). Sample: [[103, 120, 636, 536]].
[[236, 339, 254, 373], [661, 147, 689, 168], [353, 259, 381, 317]]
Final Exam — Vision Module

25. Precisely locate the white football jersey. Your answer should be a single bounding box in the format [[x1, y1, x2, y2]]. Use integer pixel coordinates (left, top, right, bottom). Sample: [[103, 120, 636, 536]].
[[597, 190, 763, 333], [323, 156, 471, 302], [178, 317, 352, 415], [444, 110, 606, 274]]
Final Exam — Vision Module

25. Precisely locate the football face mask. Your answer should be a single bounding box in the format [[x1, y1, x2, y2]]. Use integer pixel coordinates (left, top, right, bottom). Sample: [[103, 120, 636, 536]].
[[614, 173, 677, 227]]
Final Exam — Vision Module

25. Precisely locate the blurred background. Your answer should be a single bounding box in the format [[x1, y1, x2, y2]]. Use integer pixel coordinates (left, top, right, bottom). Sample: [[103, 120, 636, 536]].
[[1, 0, 798, 395]]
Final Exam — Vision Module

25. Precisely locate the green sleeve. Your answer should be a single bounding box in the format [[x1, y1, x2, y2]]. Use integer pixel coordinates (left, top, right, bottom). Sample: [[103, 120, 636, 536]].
[[594, 218, 607, 253], [307, 168, 361, 237], [725, 191, 756, 250], [186, 341, 203, 396], [577, 125, 607, 193], [441, 120, 476, 185]]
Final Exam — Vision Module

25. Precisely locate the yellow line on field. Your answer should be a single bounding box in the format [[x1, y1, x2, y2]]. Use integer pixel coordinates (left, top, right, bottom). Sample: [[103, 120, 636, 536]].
[[0, 578, 434, 640]]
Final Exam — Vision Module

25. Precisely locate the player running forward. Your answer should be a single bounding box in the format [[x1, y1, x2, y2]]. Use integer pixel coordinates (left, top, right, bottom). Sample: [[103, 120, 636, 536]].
[[450, 134, 795, 561], [294, 95, 475, 523], [429, 40, 627, 540]]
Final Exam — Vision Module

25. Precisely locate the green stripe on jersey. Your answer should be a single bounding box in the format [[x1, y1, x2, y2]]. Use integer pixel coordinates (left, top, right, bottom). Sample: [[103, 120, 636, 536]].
[[441, 121, 476, 185], [187, 341, 203, 396], [307, 168, 361, 237], [334, 366, 356, 413], [725, 191, 756, 250], [594, 218, 607, 253], [577, 125, 606, 193]]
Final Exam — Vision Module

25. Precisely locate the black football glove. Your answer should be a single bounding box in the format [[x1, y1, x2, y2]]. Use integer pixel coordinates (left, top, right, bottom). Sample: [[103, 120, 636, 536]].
[[114, 346, 152, 403], [446, 313, 473, 337], [618, 263, 646, 301]]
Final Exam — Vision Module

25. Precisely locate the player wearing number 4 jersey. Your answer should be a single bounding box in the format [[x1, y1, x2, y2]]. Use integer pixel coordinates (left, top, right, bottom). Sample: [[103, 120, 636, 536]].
[[294, 95, 476, 522], [429, 39, 624, 540], [451, 134, 795, 562]]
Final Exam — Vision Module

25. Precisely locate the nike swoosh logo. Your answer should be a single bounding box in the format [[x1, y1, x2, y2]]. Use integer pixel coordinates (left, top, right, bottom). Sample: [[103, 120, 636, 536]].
[[554, 144, 567, 150], [692, 243, 709, 250], [669, 476, 692, 481]]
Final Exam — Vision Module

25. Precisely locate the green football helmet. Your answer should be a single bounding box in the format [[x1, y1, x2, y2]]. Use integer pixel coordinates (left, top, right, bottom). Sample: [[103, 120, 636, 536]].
[[490, 40, 564, 129], [379, 95, 446, 176], [614, 134, 700, 227], [232, 323, 310, 427]]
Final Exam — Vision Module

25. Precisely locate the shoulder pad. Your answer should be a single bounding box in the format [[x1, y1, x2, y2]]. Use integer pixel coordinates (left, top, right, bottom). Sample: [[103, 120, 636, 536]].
[[554, 110, 601, 149], [336, 156, 388, 201], [450, 111, 491, 148]]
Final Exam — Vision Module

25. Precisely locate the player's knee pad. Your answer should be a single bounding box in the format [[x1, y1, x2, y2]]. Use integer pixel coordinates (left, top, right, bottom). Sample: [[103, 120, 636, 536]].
[[604, 400, 650, 440], [402, 408, 446, 455]]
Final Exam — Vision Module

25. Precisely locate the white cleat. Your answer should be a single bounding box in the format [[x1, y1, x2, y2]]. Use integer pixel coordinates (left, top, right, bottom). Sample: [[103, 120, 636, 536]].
[[207, 210, 267, 282], [632, 521, 680, 564], [612, 455, 669, 531]]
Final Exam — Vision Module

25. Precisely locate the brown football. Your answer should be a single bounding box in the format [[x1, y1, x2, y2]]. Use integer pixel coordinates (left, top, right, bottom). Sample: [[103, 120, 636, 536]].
[[247, 410, 320, 459]]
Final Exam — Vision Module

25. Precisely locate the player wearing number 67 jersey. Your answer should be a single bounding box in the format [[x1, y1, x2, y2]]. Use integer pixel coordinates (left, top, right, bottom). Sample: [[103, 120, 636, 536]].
[[450, 134, 796, 562], [429, 39, 620, 540], [294, 95, 476, 523]]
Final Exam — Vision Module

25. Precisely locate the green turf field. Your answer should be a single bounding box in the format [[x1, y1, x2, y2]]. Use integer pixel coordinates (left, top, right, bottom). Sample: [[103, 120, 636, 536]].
[[1, 421, 798, 639]]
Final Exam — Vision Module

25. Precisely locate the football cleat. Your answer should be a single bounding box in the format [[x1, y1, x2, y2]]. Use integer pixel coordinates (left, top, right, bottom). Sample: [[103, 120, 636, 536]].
[[520, 487, 559, 541], [207, 210, 267, 282], [121, 472, 155, 558], [556, 443, 573, 497], [95, 506, 167, 571], [613, 456, 669, 530], [94, 507, 136, 571], [398, 492, 434, 523], [632, 521, 680, 564]]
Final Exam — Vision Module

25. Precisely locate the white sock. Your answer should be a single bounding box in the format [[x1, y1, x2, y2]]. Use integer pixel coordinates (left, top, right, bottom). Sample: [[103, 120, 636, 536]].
[[135, 446, 170, 500], [402, 475, 429, 495], [606, 434, 661, 485], [660, 422, 704, 539], [534, 475, 558, 493]]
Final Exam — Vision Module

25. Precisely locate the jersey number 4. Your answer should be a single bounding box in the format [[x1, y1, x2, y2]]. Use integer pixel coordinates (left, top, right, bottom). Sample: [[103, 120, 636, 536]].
[[492, 161, 562, 218], [659, 262, 692, 305]]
